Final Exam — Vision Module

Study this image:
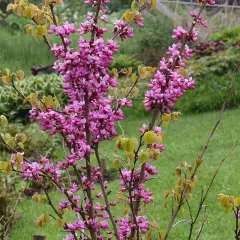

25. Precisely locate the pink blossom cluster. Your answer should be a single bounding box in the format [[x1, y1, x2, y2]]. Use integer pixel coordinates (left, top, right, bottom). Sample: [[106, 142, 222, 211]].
[[197, 0, 215, 5], [117, 216, 149, 239], [113, 20, 134, 40], [48, 22, 76, 37], [117, 216, 150, 239], [144, 2, 214, 113], [11, 154, 62, 183], [78, 12, 108, 38], [190, 11, 208, 27]]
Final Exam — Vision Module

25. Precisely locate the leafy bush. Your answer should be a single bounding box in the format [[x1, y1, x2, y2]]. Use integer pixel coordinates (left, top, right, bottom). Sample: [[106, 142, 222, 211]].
[[0, 74, 65, 122], [175, 48, 240, 112], [211, 26, 240, 44], [109, 0, 130, 12], [0, 122, 60, 160], [110, 54, 142, 71], [193, 40, 227, 58]]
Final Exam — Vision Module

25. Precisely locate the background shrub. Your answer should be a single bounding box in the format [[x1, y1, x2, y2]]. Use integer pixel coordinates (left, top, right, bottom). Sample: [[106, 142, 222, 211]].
[[0, 74, 65, 123], [0, 122, 60, 160], [211, 26, 240, 44], [175, 48, 240, 112], [110, 54, 142, 71]]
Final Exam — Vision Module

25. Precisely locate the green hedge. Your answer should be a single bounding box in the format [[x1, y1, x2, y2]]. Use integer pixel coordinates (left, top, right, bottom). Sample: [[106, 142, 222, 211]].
[[0, 74, 65, 122], [211, 26, 240, 44], [175, 48, 240, 113]]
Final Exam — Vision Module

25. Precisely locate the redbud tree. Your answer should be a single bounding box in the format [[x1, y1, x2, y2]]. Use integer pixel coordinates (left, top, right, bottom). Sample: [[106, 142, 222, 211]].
[[0, 0, 239, 239]]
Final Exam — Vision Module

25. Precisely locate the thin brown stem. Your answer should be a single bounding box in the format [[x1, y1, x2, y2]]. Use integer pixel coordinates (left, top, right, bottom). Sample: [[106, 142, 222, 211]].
[[42, 35, 52, 49], [10, 81, 25, 99], [84, 93, 96, 240], [42, 186, 63, 219], [49, 3, 67, 52], [114, 76, 139, 113], [195, 207, 207, 240], [90, 0, 102, 46], [95, 144, 120, 240]]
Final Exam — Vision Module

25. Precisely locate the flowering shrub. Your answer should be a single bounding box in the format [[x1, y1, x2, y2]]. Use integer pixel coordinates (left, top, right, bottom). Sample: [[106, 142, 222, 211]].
[[0, 0, 239, 239]]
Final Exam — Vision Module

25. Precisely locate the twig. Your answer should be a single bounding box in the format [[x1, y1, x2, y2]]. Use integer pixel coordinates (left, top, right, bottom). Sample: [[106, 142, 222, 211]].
[[132, 4, 210, 226], [49, 3, 67, 52], [42, 186, 63, 219], [195, 206, 208, 240], [95, 144, 120, 240], [234, 208, 240, 240], [172, 220, 192, 228], [112, 4, 147, 41]]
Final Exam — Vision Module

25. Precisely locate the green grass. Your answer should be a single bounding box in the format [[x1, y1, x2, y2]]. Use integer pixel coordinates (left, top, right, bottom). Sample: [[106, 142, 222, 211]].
[[9, 108, 240, 239], [0, 28, 54, 76]]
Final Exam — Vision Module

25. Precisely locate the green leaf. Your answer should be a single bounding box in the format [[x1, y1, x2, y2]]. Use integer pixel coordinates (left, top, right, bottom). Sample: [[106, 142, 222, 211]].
[[44, 95, 54, 108], [149, 0, 157, 10], [4, 68, 10, 76], [16, 133, 27, 143], [17, 70, 24, 80], [2, 76, 11, 85], [37, 25, 47, 36], [131, 0, 136, 11], [120, 138, 138, 152], [0, 115, 8, 127], [138, 150, 149, 165], [56, 219, 64, 228], [124, 11, 135, 22], [18, 142, 24, 150], [113, 159, 120, 170], [144, 131, 162, 144], [3, 162, 11, 173]]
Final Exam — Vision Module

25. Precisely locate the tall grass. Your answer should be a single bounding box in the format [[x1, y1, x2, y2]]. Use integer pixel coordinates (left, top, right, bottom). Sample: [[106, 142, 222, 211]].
[[0, 27, 54, 76]]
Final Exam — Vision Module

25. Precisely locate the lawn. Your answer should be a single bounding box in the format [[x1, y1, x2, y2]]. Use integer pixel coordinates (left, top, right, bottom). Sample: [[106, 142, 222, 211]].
[[10, 108, 240, 240]]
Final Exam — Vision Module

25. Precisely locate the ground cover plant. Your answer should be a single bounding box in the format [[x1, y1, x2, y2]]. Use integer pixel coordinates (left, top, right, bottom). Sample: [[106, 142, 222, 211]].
[[0, 0, 240, 240]]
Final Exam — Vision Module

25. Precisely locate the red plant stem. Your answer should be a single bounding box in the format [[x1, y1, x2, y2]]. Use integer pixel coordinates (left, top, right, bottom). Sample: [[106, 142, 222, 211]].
[[83, 2, 102, 239], [84, 94, 96, 240], [90, 0, 102, 46]]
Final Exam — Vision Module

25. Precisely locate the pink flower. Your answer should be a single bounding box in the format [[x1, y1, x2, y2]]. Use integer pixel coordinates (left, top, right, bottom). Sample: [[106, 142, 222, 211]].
[[113, 20, 134, 40], [140, 124, 148, 133], [99, 220, 110, 229], [136, 216, 150, 233], [69, 183, 78, 193]]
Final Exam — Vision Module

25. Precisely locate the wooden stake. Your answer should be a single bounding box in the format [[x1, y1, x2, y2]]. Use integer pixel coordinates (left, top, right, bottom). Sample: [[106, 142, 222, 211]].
[[32, 234, 46, 240]]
